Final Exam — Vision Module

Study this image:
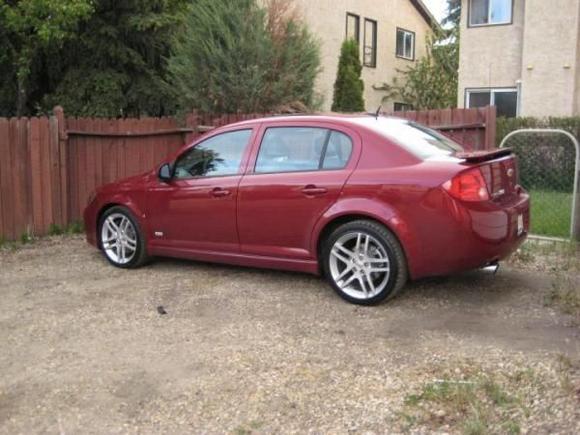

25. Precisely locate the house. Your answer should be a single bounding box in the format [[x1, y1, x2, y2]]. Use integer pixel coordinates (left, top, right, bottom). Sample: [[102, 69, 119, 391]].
[[458, 0, 580, 117], [291, 0, 435, 112]]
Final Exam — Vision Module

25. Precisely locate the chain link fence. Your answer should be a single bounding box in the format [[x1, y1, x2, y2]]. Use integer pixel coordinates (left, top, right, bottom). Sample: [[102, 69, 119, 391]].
[[500, 129, 579, 239]]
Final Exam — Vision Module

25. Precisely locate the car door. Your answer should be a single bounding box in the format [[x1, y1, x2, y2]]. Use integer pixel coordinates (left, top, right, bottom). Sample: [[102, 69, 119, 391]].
[[147, 128, 255, 253], [237, 122, 360, 259]]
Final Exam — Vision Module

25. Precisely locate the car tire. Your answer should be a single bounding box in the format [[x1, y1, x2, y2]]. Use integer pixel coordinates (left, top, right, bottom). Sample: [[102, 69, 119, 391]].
[[322, 220, 407, 305], [98, 206, 149, 269]]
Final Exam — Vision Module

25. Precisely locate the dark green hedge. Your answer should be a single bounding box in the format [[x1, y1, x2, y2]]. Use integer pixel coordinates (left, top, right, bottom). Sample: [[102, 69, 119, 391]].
[[496, 117, 579, 193]]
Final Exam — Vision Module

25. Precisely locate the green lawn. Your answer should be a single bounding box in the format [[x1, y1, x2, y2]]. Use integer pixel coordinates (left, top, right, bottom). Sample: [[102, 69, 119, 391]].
[[529, 190, 573, 238]]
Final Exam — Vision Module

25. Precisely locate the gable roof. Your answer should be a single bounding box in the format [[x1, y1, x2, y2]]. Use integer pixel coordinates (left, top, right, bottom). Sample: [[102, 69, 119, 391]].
[[410, 0, 437, 27]]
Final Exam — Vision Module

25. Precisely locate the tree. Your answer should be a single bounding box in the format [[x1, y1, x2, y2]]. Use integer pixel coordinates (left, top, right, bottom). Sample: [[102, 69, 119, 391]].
[[168, 0, 320, 114], [443, 0, 461, 26], [0, 0, 94, 116], [374, 0, 461, 110], [0, 0, 189, 117], [375, 14, 459, 110], [42, 0, 188, 117], [331, 39, 365, 112]]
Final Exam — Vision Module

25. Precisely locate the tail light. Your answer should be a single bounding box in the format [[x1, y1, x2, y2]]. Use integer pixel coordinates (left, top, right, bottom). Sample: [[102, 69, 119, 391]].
[[443, 167, 490, 202]]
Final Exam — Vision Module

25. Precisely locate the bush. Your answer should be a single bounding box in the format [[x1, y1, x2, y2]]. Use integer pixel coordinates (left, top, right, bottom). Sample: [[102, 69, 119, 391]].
[[331, 39, 365, 112], [497, 117, 579, 193], [168, 0, 320, 114], [496, 117, 580, 147]]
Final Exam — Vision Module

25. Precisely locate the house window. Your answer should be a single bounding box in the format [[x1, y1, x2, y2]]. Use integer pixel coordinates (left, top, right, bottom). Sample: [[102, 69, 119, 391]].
[[363, 19, 377, 68], [346, 13, 360, 44], [466, 88, 518, 117], [396, 28, 415, 60], [394, 102, 414, 112], [469, 0, 513, 26]]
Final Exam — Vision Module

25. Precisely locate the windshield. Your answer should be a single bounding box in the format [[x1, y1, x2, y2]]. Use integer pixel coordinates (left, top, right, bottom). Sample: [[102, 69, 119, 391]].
[[353, 117, 464, 159]]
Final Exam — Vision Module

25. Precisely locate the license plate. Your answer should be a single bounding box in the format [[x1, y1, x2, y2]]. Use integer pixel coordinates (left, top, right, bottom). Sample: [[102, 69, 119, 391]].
[[517, 214, 524, 236]]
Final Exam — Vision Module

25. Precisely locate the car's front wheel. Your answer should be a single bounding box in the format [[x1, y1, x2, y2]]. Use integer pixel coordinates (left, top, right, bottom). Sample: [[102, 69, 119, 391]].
[[98, 206, 149, 268], [322, 220, 407, 305]]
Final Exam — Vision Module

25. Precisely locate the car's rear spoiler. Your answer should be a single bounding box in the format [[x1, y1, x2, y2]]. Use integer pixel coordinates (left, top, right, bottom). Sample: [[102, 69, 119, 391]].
[[455, 148, 513, 163]]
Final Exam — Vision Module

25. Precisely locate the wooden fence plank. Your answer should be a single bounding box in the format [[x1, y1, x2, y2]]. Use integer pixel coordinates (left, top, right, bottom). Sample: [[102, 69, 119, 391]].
[[29, 118, 43, 234], [49, 115, 63, 226], [0, 118, 10, 239], [40, 117, 53, 234]]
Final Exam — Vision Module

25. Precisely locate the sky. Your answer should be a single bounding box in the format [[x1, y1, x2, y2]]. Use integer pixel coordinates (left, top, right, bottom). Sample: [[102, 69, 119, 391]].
[[422, 0, 448, 23]]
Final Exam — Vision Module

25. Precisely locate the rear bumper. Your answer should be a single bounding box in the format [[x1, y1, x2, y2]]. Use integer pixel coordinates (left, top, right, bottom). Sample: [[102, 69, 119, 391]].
[[412, 191, 530, 279]]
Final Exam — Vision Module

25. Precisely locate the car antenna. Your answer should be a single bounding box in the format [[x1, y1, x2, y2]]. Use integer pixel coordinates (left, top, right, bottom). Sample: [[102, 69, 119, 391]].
[[375, 105, 382, 120]]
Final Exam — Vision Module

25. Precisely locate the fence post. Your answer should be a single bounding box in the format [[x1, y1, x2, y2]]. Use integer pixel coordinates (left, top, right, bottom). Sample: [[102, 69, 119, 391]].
[[484, 105, 497, 149], [575, 163, 580, 242], [53, 106, 69, 226]]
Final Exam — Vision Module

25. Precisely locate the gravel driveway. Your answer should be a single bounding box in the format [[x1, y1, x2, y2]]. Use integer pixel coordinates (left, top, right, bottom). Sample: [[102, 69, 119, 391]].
[[1, 236, 579, 434]]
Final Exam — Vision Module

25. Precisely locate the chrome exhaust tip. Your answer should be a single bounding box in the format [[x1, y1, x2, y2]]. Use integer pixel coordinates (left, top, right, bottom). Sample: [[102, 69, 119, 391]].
[[481, 261, 500, 275]]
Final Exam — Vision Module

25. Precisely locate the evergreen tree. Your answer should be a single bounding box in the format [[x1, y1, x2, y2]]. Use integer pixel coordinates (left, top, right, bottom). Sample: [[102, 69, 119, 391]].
[[331, 39, 365, 112], [42, 0, 188, 117], [168, 0, 320, 114], [443, 0, 461, 26]]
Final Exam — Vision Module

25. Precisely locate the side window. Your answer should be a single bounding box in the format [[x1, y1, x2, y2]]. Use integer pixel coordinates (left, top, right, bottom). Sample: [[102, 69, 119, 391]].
[[173, 129, 252, 179], [255, 127, 353, 173], [323, 132, 353, 169]]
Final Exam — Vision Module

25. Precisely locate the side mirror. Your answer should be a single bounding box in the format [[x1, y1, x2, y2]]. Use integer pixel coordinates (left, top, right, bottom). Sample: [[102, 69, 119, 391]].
[[158, 163, 173, 183]]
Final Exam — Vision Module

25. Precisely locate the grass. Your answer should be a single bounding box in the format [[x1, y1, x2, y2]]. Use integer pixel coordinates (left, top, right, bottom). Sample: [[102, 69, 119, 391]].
[[544, 273, 580, 319], [403, 377, 524, 434], [0, 221, 84, 251], [233, 421, 263, 435], [529, 190, 573, 238]]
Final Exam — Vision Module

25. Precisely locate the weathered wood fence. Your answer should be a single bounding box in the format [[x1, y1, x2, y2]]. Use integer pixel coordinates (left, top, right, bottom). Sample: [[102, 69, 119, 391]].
[[383, 106, 497, 152], [0, 106, 496, 241]]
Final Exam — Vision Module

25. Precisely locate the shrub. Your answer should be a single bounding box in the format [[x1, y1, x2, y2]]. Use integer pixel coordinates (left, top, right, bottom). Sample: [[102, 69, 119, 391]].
[[497, 117, 579, 192], [168, 0, 320, 114], [331, 39, 365, 112]]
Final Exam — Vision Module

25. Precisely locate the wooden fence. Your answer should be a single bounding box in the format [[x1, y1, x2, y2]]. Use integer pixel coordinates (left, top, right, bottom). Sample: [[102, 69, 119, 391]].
[[0, 106, 496, 241], [383, 106, 497, 152]]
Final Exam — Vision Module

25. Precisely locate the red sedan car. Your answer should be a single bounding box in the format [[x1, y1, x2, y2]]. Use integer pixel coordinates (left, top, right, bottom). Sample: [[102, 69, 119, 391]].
[[84, 115, 529, 305]]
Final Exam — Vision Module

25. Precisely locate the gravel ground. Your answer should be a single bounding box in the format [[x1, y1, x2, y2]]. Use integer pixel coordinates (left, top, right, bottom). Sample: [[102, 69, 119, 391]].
[[0, 235, 579, 434]]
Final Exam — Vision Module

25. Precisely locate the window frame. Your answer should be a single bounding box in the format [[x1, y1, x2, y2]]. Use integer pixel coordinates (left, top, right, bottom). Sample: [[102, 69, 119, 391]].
[[468, 0, 514, 28], [252, 126, 354, 175], [396, 27, 415, 61], [172, 128, 254, 180], [465, 87, 519, 117], [363, 18, 378, 68], [345, 12, 361, 45]]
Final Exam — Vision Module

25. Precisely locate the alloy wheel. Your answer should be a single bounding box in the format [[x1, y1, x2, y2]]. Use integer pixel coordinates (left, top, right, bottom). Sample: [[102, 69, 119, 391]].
[[101, 213, 138, 265], [328, 231, 391, 300]]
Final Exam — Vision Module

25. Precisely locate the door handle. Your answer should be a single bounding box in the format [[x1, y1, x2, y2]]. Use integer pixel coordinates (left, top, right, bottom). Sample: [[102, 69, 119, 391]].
[[211, 187, 231, 198], [301, 185, 328, 196]]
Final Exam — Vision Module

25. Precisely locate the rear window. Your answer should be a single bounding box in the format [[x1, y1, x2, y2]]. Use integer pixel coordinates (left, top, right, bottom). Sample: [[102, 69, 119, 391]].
[[354, 118, 464, 159]]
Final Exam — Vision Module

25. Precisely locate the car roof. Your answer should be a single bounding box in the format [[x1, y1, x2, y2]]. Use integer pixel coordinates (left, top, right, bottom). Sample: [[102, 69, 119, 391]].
[[222, 113, 410, 130]]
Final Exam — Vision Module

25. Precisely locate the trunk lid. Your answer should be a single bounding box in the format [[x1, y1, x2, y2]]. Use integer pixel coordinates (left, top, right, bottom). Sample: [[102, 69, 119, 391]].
[[459, 149, 519, 200]]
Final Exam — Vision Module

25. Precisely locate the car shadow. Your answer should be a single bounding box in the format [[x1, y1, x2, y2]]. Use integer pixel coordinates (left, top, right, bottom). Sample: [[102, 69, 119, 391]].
[[147, 256, 538, 308]]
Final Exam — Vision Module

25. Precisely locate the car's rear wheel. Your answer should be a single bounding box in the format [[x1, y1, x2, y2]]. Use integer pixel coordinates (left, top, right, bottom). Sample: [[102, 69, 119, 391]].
[[99, 206, 149, 268], [322, 220, 407, 305]]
